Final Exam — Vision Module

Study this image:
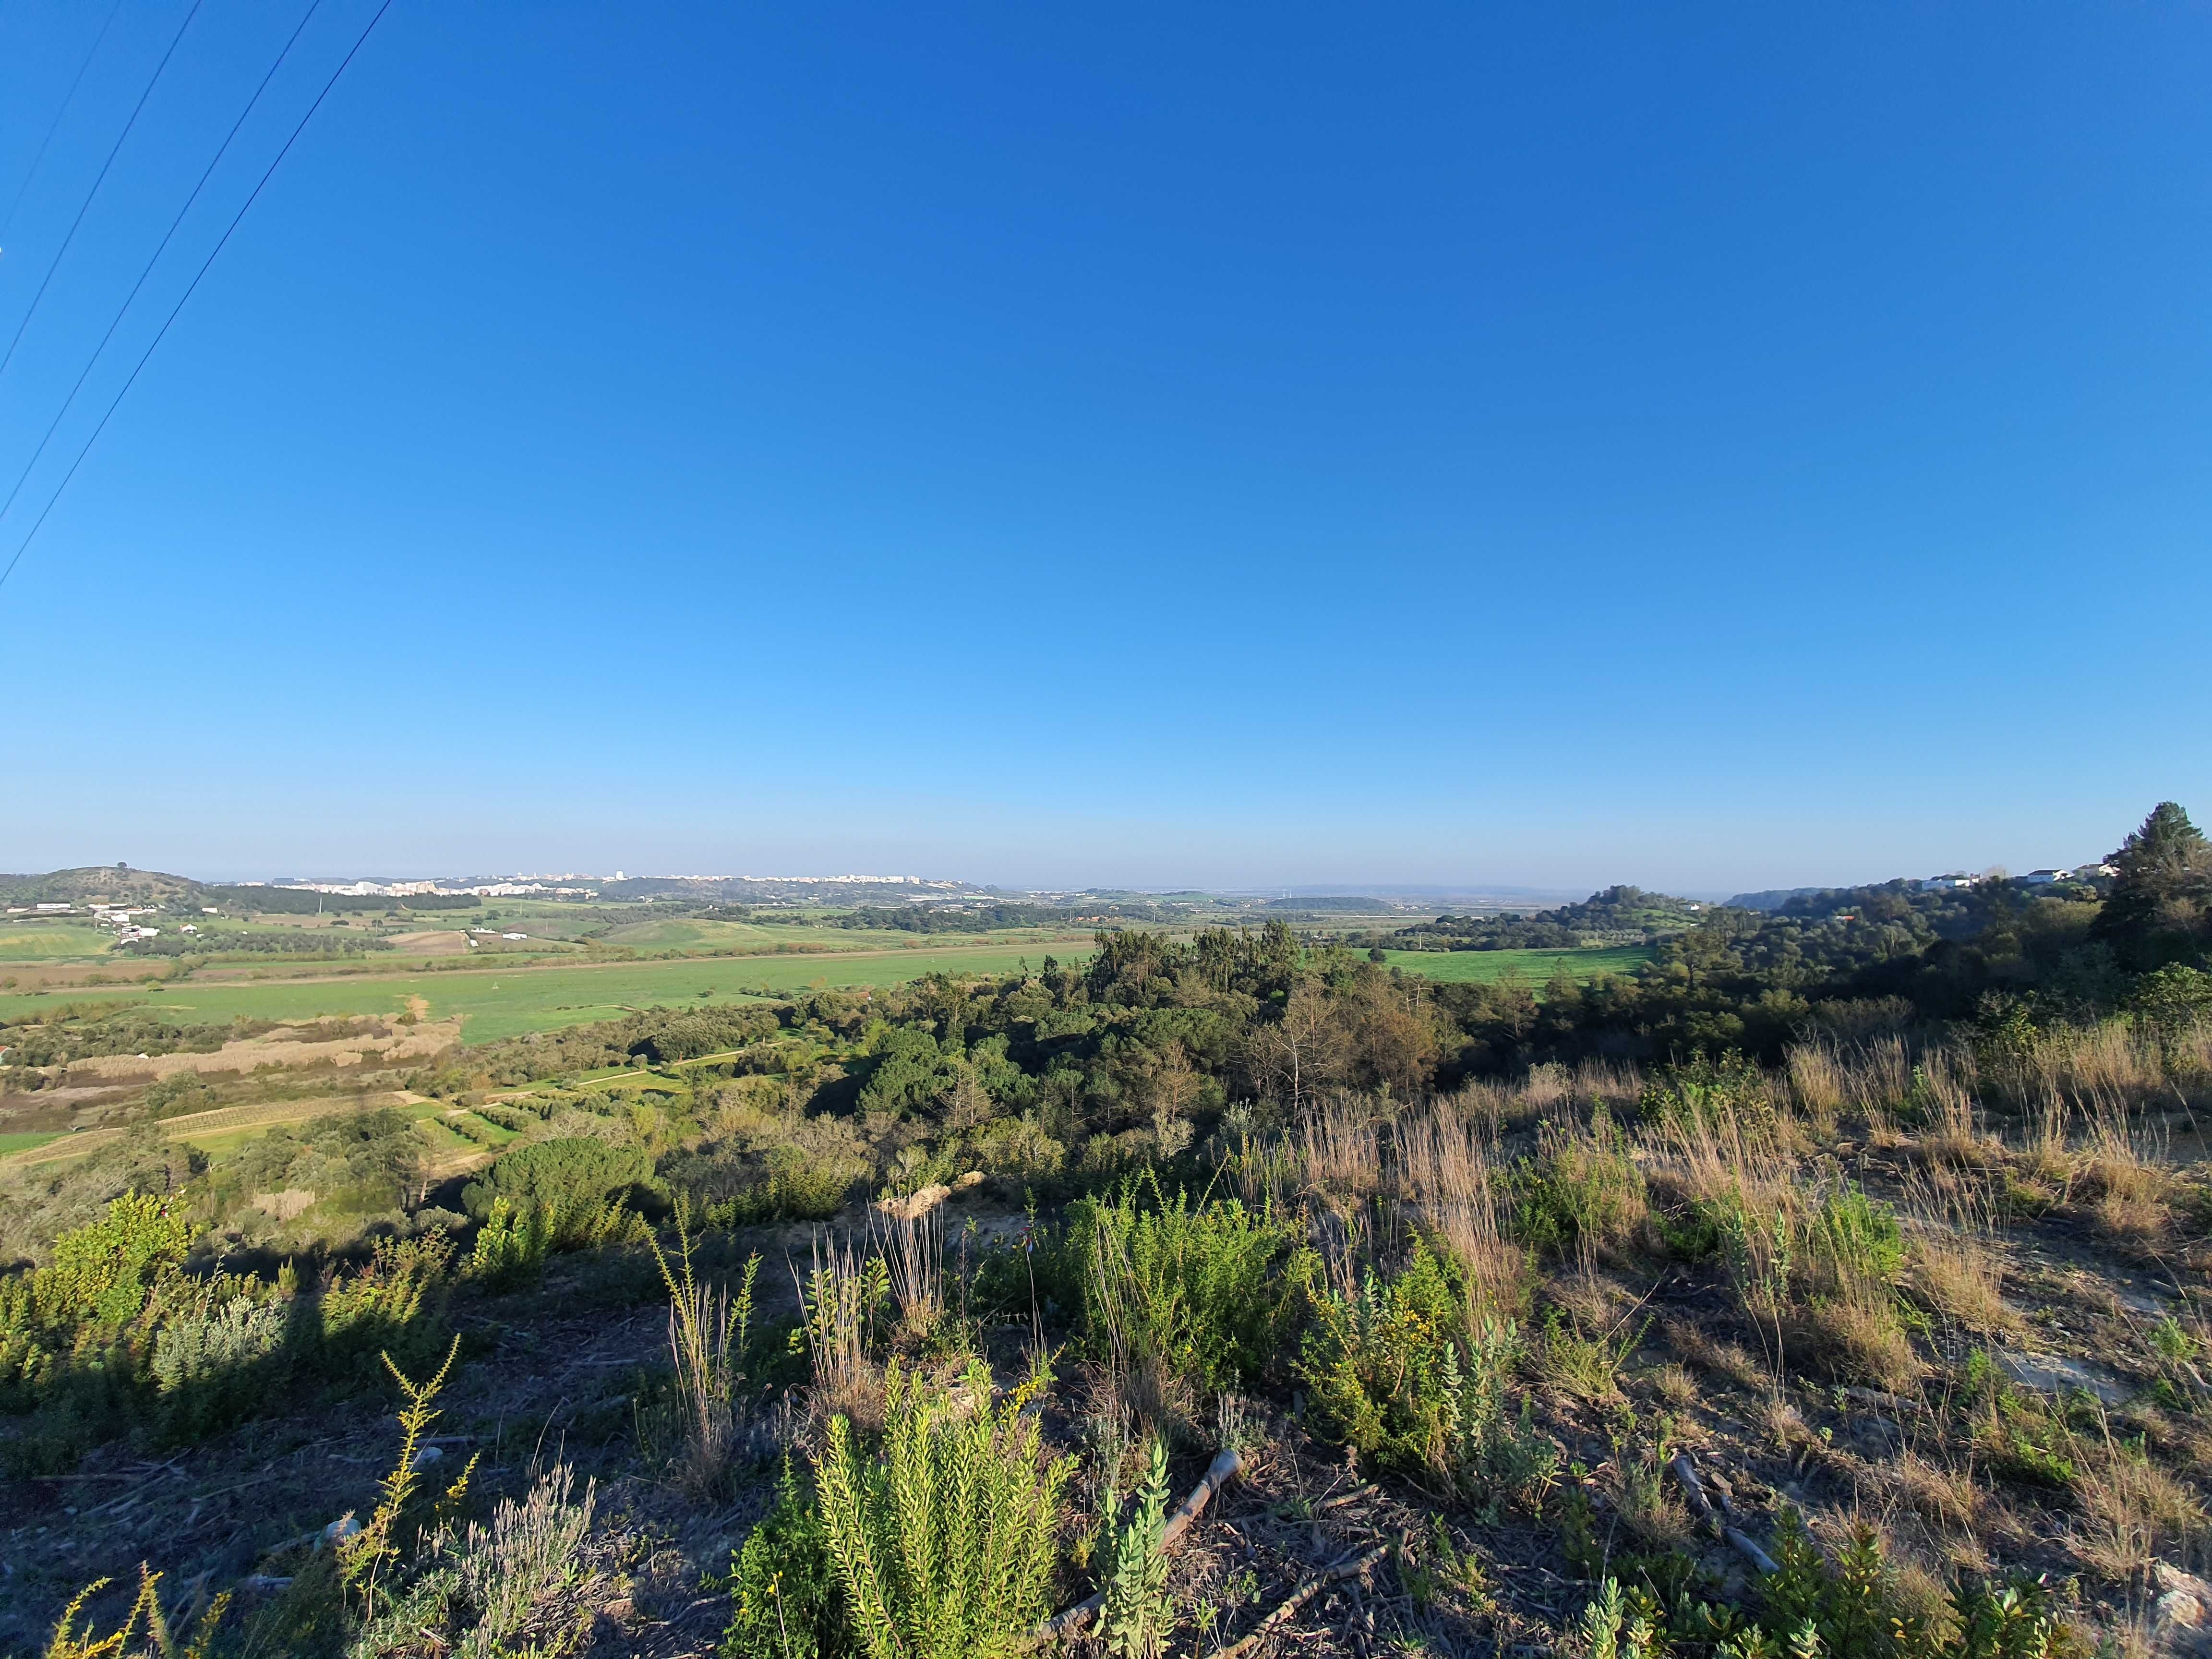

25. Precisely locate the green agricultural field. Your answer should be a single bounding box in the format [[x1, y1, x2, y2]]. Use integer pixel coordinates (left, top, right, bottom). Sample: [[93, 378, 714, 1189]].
[[0, 941, 1088, 1046], [0, 1130, 64, 1155], [0, 925, 114, 962], [1377, 945, 1653, 986], [590, 914, 1088, 954]]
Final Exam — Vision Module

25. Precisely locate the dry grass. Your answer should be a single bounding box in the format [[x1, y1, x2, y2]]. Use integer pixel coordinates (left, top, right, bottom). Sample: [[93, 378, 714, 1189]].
[[1889, 1450, 1984, 1530], [1792, 1297, 1924, 1392], [1784, 1040, 1849, 1138], [1911, 1050, 2004, 1168], [1394, 1107, 1525, 1319], [1903, 1170, 2020, 1337], [2070, 1425, 2205, 1580], [1297, 1095, 1384, 1209], [1664, 1316, 1767, 1392], [1647, 1362, 1701, 1411], [874, 1203, 945, 1344], [796, 1231, 886, 1431], [2080, 1094, 2175, 1245]]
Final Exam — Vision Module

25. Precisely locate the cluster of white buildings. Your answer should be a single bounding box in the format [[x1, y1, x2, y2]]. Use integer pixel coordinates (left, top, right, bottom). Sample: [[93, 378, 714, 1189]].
[[262, 877, 601, 899], [86, 903, 161, 945], [1917, 865, 2117, 891]]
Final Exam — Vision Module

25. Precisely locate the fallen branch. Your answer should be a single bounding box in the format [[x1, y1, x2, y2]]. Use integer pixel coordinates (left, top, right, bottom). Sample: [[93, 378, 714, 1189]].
[[1314, 1481, 1379, 1512], [1669, 1452, 1777, 1575], [1039, 1446, 1242, 1639], [1218, 1543, 1388, 1659]]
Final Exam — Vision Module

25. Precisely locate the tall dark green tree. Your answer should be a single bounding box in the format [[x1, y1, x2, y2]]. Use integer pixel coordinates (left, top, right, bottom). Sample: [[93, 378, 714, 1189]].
[[2092, 801, 2212, 969]]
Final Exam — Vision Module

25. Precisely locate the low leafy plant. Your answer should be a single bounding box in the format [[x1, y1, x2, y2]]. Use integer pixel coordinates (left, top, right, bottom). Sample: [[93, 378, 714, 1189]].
[[723, 1456, 845, 1659], [1099, 1436, 1174, 1659], [1300, 1238, 1556, 1505], [813, 1358, 1074, 1659]]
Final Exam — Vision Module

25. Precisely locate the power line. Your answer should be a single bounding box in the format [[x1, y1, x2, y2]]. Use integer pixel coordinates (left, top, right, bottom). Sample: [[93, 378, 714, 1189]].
[[0, 0, 326, 529], [1, 0, 131, 240], [0, 0, 396, 599], [0, 0, 205, 383]]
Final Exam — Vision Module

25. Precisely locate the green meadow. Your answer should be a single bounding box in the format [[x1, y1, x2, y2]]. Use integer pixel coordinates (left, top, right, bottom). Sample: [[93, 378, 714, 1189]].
[[0, 925, 113, 961], [0, 941, 1088, 1045], [1377, 944, 1654, 985]]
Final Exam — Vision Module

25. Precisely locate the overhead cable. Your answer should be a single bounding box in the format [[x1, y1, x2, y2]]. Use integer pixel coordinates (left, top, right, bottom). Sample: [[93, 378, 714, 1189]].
[[0, 0, 326, 529], [0, 0, 206, 382], [1, 0, 131, 240], [0, 0, 396, 598]]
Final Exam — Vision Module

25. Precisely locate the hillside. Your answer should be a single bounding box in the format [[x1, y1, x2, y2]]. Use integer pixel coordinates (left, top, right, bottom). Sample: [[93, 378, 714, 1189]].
[[0, 864, 201, 906]]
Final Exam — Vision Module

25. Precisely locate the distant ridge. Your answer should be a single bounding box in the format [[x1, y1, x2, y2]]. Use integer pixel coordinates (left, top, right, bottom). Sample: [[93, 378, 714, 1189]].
[[1725, 887, 1835, 911]]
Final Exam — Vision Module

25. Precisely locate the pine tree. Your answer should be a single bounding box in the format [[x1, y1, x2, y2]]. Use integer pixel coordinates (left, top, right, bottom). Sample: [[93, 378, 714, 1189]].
[[2094, 802, 2212, 968]]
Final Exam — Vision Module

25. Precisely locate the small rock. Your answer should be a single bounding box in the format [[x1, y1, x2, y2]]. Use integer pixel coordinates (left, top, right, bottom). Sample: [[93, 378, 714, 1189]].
[[1996, 1349, 2129, 1406], [409, 1445, 443, 1471], [2152, 1563, 2212, 1659]]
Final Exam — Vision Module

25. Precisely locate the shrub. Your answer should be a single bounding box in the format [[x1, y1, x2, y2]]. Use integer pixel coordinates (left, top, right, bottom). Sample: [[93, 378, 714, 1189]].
[[317, 1231, 455, 1382], [1515, 1109, 1648, 1259], [814, 1359, 1073, 1659], [461, 1137, 658, 1223], [724, 1457, 845, 1659], [1064, 1174, 1315, 1406], [1639, 1051, 1773, 1133], [150, 1283, 290, 1441], [1298, 1239, 1556, 1506], [42, 1194, 191, 1326], [705, 1147, 858, 1226]]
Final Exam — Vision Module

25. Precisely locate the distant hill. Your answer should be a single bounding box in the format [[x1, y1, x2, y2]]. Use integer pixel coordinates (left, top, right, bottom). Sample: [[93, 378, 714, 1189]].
[[1390, 884, 1705, 950], [1726, 887, 1833, 912], [1263, 895, 1398, 913], [0, 865, 201, 906]]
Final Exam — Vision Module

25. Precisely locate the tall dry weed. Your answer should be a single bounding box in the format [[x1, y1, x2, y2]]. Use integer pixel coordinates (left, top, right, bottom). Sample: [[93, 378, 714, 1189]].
[[1394, 1110, 1524, 1319], [2079, 1093, 2174, 1246], [1901, 1169, 2016, 1338], [797, 1232, 888, 1429]]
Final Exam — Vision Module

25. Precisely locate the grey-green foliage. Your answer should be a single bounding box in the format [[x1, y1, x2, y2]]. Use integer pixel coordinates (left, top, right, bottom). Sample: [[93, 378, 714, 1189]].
[[1100, 1437, 1174, 1659], [152, 1287, 288, 1395], [351, 1463, 598, 1659]]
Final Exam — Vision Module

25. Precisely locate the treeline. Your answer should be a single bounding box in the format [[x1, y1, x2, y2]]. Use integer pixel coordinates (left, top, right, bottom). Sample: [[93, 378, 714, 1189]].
[[816, 902, 1095, 931], [124, 930, 396, 958], [1385, 884, 1706, 950], [191, 886, 481, 914], [434, 805, 2212, 1147]]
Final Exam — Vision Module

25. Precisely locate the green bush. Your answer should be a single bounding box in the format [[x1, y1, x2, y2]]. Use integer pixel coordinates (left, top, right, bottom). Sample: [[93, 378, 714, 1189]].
[[0, 1202, 454, 1467], [814, 1359, 1073, 1659], [1638, 1050, 1772, 1131], [1061, 1173, 1316, 1399], [723, 1456, 845, 1659], [462, 1137, 659, 1222], [1514, 1109, 1647, 1258], [1298, 1239, 1556, 1506]]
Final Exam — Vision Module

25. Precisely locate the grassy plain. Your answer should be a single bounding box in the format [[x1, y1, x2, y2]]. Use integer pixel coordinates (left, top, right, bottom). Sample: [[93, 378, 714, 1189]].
[[1377, 944, 1653, 984], [0, 925, 112, 961], [0, 941, 1088, 1045]]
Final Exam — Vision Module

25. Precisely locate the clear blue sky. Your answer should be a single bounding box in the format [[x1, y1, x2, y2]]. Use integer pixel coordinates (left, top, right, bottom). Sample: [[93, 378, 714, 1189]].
[[0, 1, 2205, 892]]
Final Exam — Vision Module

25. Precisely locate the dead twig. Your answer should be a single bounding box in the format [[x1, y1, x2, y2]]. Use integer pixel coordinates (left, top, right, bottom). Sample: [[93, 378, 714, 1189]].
[[1670, 1451, 1777, 1575], [1040, 1446, 1243, 1638], [1218, 1543, 1389, 1659]]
